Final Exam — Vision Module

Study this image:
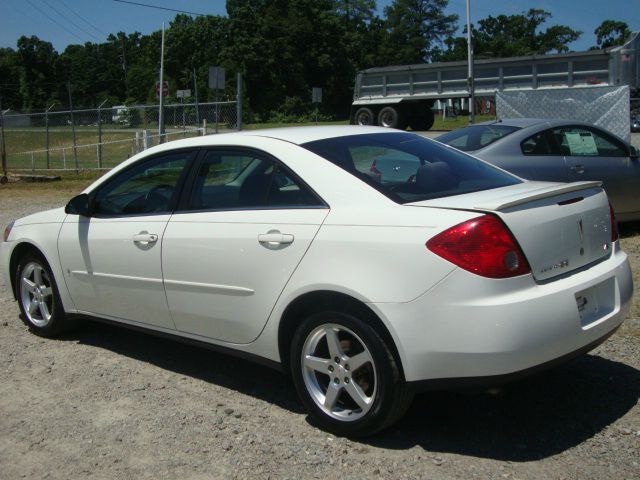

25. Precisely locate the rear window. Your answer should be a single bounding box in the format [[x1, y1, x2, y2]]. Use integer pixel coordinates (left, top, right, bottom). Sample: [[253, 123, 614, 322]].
[[302, 133, 521, 204], [437, 124, 520, 151]]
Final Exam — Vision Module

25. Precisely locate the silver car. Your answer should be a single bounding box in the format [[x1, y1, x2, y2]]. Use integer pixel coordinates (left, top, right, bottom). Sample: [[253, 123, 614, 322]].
[[437, 119, 640, 222]]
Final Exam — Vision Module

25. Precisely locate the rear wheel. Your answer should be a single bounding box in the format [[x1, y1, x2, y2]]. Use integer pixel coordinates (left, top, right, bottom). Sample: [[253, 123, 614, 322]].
[[290, 311, 412, 437], [409, 109, 435, 131], [377, 106, 406, 130], [15, 253, 69, 337], [354, 107, 376, 126]]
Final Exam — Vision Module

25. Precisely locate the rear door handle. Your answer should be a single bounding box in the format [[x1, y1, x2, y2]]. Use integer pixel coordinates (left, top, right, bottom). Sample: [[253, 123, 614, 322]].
[[258, 232, 294, 246], [570, 165, 585, 174], [133, 233, 158, 244]]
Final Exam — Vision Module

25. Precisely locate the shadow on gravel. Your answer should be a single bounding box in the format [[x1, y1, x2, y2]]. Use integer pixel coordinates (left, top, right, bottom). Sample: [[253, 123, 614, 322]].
[[59, 319, 304, 414], [618, 220, 640, 238], [57, 319, 638, 462], [370, 353, 640, 461]]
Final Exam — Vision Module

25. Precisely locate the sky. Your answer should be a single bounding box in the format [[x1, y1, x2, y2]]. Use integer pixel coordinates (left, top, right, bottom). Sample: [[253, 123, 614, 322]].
[[0, 0, 638, 53]]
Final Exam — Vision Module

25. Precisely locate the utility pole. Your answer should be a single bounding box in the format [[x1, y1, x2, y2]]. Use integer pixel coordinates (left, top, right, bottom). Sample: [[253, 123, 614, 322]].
[[68, 82, 79, 172], [0, 93, 7, 184], [158, 22, 166, 143], [193, 67, 200, 127], [45, 102, 57, 170], [97, 99, 108, 169], [466, 0, 475, 123]]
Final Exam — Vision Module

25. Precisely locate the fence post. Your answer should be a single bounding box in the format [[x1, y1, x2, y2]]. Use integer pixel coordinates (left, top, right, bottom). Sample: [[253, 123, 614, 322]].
[[143, 130, 150, 150], [202, 119, 207, 135], [135, 131, 141, 153], [236, 73, 243, 131], [68, 83, 79, 172], [0, 102, 7, 182], [97, 99, 107, 169]]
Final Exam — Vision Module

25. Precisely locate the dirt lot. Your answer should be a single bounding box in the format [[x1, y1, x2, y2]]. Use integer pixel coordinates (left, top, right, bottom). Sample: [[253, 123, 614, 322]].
[[1, 167, 639, 479]]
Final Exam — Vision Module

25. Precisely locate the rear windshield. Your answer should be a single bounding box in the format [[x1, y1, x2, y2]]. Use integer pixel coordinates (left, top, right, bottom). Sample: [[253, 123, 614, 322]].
[[302, 132, 521, 204], [437, 124, 520, 151]]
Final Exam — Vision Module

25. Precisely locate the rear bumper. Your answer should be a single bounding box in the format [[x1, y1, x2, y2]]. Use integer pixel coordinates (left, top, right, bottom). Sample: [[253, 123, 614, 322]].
[[370, 246, 633, 384]]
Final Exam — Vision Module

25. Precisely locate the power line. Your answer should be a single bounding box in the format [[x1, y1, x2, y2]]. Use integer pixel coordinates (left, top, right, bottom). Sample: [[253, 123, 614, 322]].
[[58, 0, 109, 37], [112, 0, 209, 17], [41, 0, 103, 43], [24, 0, 86, 43]]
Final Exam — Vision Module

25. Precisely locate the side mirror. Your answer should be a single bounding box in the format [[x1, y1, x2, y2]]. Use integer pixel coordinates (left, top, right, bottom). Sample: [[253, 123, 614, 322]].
[[630, 145, 640, 160], [65, 193, 91, 216]]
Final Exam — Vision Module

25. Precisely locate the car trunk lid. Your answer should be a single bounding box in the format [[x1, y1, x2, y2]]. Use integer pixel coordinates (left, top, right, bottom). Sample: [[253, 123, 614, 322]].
[[408, 181, 613, 281]]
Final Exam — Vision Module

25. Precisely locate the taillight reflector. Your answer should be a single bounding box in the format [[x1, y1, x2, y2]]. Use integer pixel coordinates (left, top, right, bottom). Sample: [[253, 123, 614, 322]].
[[427, 215, 531, 279]]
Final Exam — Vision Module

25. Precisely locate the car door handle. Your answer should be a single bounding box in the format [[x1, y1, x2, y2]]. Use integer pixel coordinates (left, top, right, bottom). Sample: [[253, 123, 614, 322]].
[[570, 165, 585, 174], [258, 232, 294, 246], [133, 233, 158, 244]]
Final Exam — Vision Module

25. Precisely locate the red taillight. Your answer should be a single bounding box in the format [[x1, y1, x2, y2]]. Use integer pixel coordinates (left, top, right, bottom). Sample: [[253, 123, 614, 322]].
[[609, 203, 618, 242], [427, 215, 531, 278]]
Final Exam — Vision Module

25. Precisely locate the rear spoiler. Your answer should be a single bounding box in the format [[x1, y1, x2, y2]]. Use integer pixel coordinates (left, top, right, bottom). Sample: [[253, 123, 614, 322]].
[[477, 181, 603, 211]]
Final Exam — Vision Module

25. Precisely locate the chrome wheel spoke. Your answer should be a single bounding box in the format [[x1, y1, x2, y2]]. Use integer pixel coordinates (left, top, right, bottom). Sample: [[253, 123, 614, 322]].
[[324, 382, 341, 410], [347, 351, 371, 371], [344, 380, 371, 411], [28, 298, 39, 315], [324, 327, 343, 359], [40, 287, 52, 297], [22, 277, 37, 294], [38, 300, 50, 321], [33, 266, 44, 286], [304, 355, 330, 373]]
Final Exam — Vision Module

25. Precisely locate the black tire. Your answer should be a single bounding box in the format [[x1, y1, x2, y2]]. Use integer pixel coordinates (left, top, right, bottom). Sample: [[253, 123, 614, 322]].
[[0, 176, 8, 185], [290, 310, 413, 437], [353, 107, 376, 126], [408, 109, 435, 131], [377, 106, 407, 130], [15, 252, 69, 337]]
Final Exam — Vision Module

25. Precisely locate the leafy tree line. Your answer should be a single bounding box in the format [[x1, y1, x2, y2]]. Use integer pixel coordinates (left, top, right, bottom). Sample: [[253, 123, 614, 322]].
[[0, 0, 632, 121]]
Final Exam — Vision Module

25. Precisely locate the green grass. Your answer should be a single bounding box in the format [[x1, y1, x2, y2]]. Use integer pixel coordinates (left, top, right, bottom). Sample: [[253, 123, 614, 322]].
[[430, 114, 496, 131], [2, 127, 201, 171], [243, 120, 348, 130]]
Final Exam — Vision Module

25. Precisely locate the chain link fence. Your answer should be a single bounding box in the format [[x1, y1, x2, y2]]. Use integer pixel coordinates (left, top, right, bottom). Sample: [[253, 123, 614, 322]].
[[1, 101, 238, 174]]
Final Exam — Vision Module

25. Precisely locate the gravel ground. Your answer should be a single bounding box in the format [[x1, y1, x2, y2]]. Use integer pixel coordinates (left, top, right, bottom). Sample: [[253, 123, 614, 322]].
[[1, 153, 640, 479]]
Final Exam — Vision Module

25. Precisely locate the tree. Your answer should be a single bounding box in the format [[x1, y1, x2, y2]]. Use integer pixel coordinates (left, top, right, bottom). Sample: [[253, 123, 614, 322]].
[[379, 0, 458, 65], [593, 20, 630, 49], [16, 36, 59, 110], [438, 9, 581, 61]]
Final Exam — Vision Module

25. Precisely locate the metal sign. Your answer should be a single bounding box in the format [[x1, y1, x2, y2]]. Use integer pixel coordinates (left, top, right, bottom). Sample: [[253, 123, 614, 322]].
[[155, 81, 169, 98], [176, 89, 191, 99], [209, 67, 226, 90], [312, 87, 322, 103]]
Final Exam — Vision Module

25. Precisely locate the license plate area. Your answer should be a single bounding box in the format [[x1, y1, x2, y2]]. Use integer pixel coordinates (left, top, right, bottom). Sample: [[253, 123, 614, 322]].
[[575, 277, 615, 328]]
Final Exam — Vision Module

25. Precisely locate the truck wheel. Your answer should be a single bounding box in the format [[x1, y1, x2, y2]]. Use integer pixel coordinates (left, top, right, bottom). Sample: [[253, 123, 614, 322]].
[[377, 106, 406, 130], [354, 107, 375, 126], [409, 109, 435, 131]]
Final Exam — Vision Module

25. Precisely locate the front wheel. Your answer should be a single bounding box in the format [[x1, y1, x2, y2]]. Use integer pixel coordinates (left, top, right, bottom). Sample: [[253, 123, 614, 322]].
[[290, 311, 412, 437], [16, 253, 69, 337]]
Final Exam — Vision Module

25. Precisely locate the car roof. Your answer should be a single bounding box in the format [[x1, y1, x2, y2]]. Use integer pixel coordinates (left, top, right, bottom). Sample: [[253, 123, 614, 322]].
[[475, 118, 615, 130]]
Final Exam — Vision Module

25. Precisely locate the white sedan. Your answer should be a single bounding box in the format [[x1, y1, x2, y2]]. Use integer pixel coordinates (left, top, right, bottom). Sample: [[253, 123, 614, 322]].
[[2, 126, 633, 436]]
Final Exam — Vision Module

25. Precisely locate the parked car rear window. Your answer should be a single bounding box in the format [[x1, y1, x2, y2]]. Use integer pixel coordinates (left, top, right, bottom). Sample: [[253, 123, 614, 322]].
[[302, 133, 521, 203], [437, 124, 520, 151]]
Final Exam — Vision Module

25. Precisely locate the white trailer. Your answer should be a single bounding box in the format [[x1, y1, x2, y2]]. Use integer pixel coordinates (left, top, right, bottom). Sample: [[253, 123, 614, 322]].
[[351, 31, 640, 130]]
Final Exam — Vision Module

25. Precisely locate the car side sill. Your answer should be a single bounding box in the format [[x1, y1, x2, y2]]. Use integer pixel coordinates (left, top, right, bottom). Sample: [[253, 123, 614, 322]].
[[407, 326, 619, 393], [67, 313, 285, 373]]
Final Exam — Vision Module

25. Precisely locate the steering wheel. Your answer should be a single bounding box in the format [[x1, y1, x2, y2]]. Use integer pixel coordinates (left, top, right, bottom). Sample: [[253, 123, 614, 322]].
[[144, 184, 174, 212]]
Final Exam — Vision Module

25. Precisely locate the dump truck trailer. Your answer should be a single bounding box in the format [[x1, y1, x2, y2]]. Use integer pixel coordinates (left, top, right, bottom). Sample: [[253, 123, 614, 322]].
[[351, 31, 640, 130]]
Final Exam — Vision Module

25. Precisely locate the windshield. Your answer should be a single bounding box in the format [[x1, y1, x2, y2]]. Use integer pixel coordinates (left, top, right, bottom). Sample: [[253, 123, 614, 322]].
[[437, 124, 520, 152], [302, 132, 521, 204]]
